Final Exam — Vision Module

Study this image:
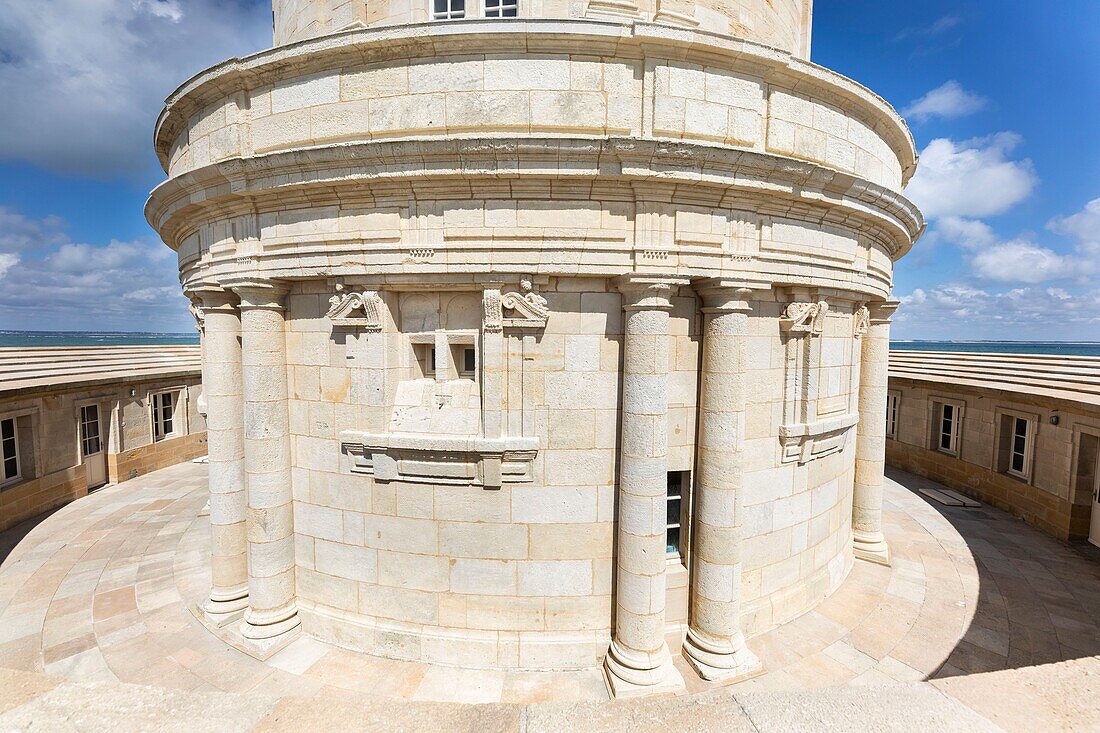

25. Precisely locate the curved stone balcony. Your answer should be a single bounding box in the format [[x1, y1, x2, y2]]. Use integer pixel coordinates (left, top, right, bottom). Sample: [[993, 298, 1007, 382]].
[[1, 461, 1096, 728]]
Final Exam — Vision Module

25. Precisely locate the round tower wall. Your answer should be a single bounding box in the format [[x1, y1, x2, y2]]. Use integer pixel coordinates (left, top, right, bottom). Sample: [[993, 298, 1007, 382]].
[[273, 0, 812, 57]]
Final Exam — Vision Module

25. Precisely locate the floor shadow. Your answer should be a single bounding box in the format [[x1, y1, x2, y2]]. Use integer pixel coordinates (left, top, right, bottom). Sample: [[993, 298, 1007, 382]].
[[887, 468, 1100, 679], [0, 507, 60, 565]]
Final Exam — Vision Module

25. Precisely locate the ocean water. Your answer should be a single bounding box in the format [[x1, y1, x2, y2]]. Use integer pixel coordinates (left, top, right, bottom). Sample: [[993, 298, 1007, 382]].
[[1, 331, 1097, 356], [0, 331, 199, 347], [890, 341, 1100, 357]]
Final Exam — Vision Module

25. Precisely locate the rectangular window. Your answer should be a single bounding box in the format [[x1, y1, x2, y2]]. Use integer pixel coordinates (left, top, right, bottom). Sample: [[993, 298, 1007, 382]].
[[484, 0, 517, 17], [152, 391, 176, 442], [1075, 432, 1099, 501], [933, 401, 961, 456], [80, 404, 101, 457], [885, 392, 899, 440], [666, 471, 688, 555], [463, 347, 476, 376], [432, 0, 465, 20], [1, 417, 19, 483], [997, 412, 1035, 480]]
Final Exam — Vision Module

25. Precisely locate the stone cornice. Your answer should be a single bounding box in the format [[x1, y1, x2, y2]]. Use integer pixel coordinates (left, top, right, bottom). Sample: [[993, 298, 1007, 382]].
[[152, 19, 917, 183], [146, 136, 924, 258]]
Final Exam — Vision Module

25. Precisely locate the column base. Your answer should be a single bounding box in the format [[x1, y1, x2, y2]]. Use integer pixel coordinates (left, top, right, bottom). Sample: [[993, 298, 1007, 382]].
[[241, 606, 301, 653], [603, 641, 685, 699], [202, 590, 248, 628], [853, 532, 891, 566], [682, 632, 763, 683]]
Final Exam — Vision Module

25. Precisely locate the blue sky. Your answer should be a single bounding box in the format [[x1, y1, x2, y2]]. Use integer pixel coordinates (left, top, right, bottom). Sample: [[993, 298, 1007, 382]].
[[0, 0, 1096, 339]]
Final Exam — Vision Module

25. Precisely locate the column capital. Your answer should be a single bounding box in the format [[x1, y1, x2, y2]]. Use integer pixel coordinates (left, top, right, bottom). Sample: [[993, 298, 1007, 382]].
[[224, 278, 290, 310], [869, 299, 901, 325], [614, 274, 689, 311], [186, 284, 239, 311], [694, 277, 771, 312]]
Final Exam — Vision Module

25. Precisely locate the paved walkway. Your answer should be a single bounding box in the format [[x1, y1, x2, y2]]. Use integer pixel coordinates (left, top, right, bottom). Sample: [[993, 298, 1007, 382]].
[[0, 462, 1098, 731]]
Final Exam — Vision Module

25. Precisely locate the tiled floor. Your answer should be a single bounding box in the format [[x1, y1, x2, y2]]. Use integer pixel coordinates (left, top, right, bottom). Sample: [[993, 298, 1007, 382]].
[[1, 462, 1098, 731]]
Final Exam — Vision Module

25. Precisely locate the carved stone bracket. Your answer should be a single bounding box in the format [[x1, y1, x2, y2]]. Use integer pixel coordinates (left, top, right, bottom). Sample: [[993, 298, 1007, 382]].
[[779, 412, 860, 465], [327, 287, 383, 331], [188, 301, 206, 334], [341, 432, 539, 490], [853, 305, 870, 338], [500, 278, 549, 329], [780, 301, 829, 335], [483, 289, 503, 333]]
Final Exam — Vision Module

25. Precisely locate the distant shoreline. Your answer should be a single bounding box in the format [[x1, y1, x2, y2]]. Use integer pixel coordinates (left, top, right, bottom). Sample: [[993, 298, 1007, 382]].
[[1, 331, 1098, 356]]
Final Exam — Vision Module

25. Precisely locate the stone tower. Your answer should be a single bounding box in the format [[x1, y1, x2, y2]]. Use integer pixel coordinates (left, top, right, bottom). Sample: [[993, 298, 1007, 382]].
[[148, 0, 922, 698]]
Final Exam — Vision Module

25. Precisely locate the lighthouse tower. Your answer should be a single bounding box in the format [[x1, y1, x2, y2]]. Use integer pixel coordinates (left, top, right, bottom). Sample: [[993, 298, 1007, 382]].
[[149, 0, 921, 698]]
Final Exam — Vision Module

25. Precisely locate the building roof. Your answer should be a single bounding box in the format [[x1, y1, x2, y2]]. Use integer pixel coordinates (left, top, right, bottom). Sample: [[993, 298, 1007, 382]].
[[0, 345, 201, 398], [889, 350, 1100, 410]]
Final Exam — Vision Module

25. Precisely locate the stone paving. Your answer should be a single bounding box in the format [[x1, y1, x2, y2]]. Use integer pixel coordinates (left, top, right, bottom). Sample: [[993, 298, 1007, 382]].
[[0, 462, 1098, 731]]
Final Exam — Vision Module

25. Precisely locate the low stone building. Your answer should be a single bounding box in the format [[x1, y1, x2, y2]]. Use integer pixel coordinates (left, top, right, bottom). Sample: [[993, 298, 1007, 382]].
[[0, 345, 206, 531], [147, 0, 923, 697], [886, 350, 1100, 546]]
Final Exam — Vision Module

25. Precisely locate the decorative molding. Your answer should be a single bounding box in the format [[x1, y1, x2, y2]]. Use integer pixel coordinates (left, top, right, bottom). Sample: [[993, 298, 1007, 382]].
[[853, 305, 871, 338], [779, 412, 860, 465], [188, 302, 205, 333], [500, 278, 549, 329], [780, 301, 829, 335], [341, 432, 539, 490], [483, 289, 503, 334], [327, 286, 383, 331]]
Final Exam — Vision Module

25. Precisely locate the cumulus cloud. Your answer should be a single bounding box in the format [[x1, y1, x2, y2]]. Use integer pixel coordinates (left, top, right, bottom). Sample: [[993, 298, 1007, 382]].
[[906, 133, 1038, 219], [893, 284, 1100, 340], [1048, 197, 1100, 260], [903, 81, 986, 122], [0, 0, 270, 179], [970, 242, 1078, 283], [0, 208, 190, 330]]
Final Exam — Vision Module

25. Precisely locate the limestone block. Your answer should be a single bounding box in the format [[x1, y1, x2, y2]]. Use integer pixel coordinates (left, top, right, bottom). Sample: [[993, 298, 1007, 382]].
[[315, 539, 378, 582], [512, 485, 599, 523], [272, 71, 340, 113], [450, 559, 518, 595], [518, 560, 593, 596]]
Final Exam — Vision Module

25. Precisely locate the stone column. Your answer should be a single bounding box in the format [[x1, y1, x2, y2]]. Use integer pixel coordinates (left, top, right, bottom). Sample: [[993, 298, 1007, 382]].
[[604, 274, 686, 698], [230, 279, 300, 643], [193, 287, 249, 626], [682, 280, 763, 682], [852, 299, 900, 566]]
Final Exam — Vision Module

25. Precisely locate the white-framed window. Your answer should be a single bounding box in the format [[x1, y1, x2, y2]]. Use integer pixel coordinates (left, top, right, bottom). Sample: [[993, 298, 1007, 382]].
[[1, 417, 20, 485], [431, 0, 465, 20], [996, 410, 1037, 481], [484, 0, 517, 17], [152, 391, 178, 442], [666, 471, 689, 557], [80, 404, 102, 458], [931, 400, 963, 456], [886, 391, 900, 440]]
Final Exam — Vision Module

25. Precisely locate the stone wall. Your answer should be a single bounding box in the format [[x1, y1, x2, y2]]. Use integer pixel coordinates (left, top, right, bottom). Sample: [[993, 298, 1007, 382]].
[[272, 0, 813, 57], [0, 377, 206, 532], [885, 380, 1098, 541]]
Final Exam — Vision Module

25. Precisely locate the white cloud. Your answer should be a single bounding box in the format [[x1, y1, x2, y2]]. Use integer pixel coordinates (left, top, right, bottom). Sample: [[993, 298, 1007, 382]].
[[906, 133, 1038, 219], [0, 208, 191, 330], [894, 14, 962, 41], [0, 253, 18, 280], [0, 0, 270, 179], [1048, 197, 1100, 260], [893, 284, 1100, 340], [903, 81, 986, 122], [970, 242, 1077, 283]]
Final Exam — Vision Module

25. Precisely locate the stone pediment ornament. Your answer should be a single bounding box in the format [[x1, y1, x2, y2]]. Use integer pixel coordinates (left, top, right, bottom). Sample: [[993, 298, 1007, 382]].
[[327, 286, 383, 331], [853, 305, 871, 338], [780, 301, 829, 335], [500, 278, 549, 329]]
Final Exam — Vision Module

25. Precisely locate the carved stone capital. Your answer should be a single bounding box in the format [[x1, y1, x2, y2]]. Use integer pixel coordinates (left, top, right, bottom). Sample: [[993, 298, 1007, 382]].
[[780, 300, 829, 335], [615, 274, 689, 311], [869, 299, 901, 325], [224, 278, 289, 310], [853, 305, 871, 338], [694, 277, 771, 313]]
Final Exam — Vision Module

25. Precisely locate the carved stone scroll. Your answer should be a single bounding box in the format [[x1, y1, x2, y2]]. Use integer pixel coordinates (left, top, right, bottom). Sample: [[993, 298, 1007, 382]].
[[779, 301, 829, 334], [328, 289, 383, 331], [500, 278, 549, 329], [853, 305, 870, 338]]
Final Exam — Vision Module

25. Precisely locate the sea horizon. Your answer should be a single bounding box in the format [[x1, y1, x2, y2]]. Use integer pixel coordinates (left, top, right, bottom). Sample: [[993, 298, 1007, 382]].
[[2, 330, 1100, 355]]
